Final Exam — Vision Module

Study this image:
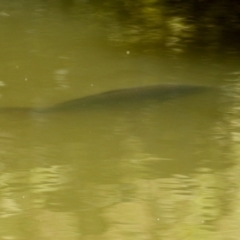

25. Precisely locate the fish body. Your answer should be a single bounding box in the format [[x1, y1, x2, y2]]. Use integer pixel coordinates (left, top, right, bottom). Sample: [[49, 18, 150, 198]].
[[51, 83, 210, 111], [0, 84, 211, 114]]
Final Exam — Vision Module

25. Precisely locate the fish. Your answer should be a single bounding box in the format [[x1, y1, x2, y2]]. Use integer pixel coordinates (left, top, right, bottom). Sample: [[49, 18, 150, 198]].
[[51, 83, 211, 111], [0, 84, 211, 114]]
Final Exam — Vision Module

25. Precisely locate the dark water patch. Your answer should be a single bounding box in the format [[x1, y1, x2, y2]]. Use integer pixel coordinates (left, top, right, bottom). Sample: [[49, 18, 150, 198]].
[[0, 84, 213, 116], [51, 83, 212, 111]]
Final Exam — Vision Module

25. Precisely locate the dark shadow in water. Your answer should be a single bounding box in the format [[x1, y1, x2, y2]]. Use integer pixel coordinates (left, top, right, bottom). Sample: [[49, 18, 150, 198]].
[[0, 83, 212, 115], [51, 83, 211, 111]]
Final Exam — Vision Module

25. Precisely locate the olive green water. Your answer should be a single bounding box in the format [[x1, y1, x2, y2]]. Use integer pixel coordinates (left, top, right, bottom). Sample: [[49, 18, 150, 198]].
[[0, 1, 240, 239]]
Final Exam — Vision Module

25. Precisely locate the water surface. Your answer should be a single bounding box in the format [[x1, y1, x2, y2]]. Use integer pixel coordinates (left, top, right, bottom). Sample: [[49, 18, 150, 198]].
[[0, 1, 239, 239]]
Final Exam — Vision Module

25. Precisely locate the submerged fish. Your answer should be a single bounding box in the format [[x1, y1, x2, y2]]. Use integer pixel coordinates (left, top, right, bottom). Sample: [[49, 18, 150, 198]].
[[51, 83, 210, 111], [0, 84, 210, 114]]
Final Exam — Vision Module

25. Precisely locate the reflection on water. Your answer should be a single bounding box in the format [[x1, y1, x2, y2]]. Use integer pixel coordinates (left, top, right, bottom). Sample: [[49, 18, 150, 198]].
[[0, 0, 240, 239]]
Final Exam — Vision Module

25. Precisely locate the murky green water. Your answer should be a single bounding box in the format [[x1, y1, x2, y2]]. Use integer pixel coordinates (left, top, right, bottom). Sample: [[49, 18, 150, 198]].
[[0, 1, 240, 239]]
